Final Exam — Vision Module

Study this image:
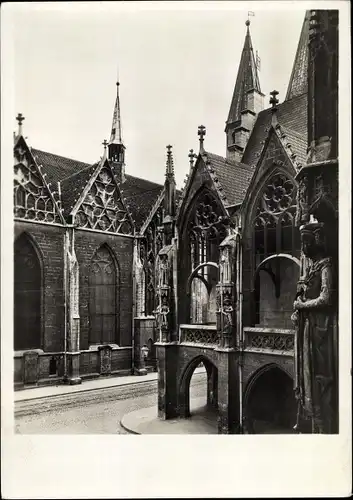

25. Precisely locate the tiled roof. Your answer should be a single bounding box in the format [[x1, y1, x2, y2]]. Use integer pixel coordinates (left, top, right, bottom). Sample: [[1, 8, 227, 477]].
[[205, 151, 254, 207], [242, 93, 308, 168], [30, 148, 164, 227], [122, 177, 163, 230], [60, 163, 98, 217], [32, 149, 91, 188]]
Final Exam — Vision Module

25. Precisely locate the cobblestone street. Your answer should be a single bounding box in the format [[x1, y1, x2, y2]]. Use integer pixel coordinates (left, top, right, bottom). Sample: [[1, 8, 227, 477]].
[[15, 372, 207, 434]]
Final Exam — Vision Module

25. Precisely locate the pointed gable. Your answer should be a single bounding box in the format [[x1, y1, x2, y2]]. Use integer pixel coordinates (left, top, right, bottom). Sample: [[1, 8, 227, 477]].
[[72, 160, 134, 235], [241, 128, 297, 223], [285, 11, 310, 101], [14, 136, 63, 224], [176, 153, 228, 228], [226, 21, 261, 126]]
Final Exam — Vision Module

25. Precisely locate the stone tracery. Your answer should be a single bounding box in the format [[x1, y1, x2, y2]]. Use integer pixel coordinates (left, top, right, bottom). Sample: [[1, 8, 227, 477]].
[[75, 166, 133, 234], [14, 146, 61, 224]]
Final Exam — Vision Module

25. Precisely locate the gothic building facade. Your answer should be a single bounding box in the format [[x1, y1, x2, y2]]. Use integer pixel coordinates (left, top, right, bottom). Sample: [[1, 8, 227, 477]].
[[14, 10, 338, 434]]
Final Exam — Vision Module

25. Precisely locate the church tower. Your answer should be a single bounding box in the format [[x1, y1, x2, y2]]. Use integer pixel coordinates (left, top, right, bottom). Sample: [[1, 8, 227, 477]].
[[108, 80, 126, 182], [285, 11, 311, 100], [225, 19, 264, 162]]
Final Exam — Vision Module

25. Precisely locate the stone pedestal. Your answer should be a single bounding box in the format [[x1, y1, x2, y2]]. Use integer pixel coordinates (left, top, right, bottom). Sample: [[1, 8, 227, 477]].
[[156, 342, 178, 419], [99, 345, 112, 375], [64, 352, 81, 385], [23, 351, 39, 384], [215, 348, 240, 434]]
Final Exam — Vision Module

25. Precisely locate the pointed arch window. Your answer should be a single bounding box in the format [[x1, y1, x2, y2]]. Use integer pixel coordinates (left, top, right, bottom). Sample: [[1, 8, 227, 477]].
[[89, 245, 118, 344], [14, 234, 42, 350], [250, 172, 300, 327], [253, 173, 299, 267]]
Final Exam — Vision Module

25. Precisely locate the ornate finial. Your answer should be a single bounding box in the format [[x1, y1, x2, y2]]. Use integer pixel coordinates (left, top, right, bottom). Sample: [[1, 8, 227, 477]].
[[198, 125, 206, 153], [102, 139, 108, 160], [246, 11, 254, 27], [165, 144, 174, 177], [16, 113, 25, 136], [270, 90, 279, 112], [188, 148, 196, 168]]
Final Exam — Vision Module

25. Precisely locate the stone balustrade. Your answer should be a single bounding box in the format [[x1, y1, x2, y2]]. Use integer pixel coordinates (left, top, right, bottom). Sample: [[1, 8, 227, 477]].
[[179, 324, 218, 347], [243, 327, 295, 354]]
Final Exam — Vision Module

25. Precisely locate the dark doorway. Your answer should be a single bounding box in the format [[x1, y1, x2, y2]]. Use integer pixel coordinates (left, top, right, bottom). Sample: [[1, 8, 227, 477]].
[[14, 234, 42, 350], [245, 366, 296, 434]]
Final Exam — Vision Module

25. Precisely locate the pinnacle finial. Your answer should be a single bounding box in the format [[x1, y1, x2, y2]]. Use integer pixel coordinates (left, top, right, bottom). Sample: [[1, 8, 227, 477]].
[[16, 113, 25, 136], [245, 19, 250, 27], [165, 144, 175, 177], [188, 148, 196, 168], [270, 90, 279, 112], [102, 139, 108, 160], [198, 125, 206, 154]]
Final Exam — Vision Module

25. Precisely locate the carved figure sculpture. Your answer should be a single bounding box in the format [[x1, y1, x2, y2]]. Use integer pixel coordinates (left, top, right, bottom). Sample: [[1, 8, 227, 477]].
[[159, 254, 169, 288], [292, 222, 337, 433]]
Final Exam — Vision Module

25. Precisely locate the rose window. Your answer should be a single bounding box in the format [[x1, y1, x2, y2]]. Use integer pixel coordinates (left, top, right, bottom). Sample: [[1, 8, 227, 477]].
[[262, 175, 294, 215]]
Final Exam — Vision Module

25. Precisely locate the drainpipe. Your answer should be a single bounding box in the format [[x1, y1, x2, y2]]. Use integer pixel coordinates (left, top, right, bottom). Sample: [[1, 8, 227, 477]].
[[131, 237, 138, 374], [237, 228, 244, 433], [63, 229, 69, 379]]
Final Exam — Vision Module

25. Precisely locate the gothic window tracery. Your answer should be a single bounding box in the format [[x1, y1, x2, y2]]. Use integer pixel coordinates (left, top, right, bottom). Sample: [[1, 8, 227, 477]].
[[253, 173, 298, 266], [76, 166, 133, 235], [188, 191, 227, 271], [14, 148, 61, 224], [89, 245, 118, 344], [185, 190, 227, 325], [140, 205, 165, 315]]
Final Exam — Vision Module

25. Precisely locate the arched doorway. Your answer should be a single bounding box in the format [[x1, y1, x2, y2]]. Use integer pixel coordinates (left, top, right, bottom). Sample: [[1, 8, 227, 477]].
[[89, 245, 119, 345], [244, 365, 296, 434], [14, 233, 42, 350], [179, 356, 218, 426]]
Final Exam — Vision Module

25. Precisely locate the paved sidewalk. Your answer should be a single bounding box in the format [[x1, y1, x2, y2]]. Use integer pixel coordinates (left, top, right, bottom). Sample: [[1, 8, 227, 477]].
[[120, 397, 218, 434], [14, 372, 158, 402], [14, 367, 206, 402]]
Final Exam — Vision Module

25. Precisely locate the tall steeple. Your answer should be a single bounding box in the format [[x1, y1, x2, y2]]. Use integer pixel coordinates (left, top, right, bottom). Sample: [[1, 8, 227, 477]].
[[225, 19, 264, 162], [108, 80, 126, 181], [163, 145, 176, 245], [285, 11, 311, 101]]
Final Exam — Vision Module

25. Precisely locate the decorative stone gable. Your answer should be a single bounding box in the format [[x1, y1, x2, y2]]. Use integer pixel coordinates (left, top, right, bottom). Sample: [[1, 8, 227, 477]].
[[14, 141, 62, 224], [75, 164, 133, 235]]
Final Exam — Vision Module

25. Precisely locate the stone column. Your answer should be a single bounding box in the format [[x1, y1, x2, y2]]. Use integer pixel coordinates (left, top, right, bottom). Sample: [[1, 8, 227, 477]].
[[216, 349, 239, 434], [156, 343, 178, 419], [65, 232, 81, 385]]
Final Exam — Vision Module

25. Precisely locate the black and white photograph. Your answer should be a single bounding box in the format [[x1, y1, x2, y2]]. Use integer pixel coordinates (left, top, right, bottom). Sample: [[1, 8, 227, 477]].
[[1, 1, 351, 498]]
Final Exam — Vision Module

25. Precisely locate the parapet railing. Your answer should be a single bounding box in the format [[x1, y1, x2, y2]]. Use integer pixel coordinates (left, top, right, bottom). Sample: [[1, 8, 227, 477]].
[[179, 324, 218, 347], [243, 327, 295, 354]]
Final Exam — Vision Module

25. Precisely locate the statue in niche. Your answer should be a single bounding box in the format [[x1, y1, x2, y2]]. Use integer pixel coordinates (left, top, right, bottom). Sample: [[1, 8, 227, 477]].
[[221, 292, 233, 334], [292, 222, 337, 433], [158, 254, 169, 288]]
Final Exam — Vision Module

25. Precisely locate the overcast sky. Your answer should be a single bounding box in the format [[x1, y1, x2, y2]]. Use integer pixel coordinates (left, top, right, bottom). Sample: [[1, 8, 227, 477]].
[[11, 2, 308, 187]]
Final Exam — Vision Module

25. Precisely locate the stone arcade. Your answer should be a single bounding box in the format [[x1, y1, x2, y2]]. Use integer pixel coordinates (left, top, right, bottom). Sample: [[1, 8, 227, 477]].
[[13, 11, 338, 433]]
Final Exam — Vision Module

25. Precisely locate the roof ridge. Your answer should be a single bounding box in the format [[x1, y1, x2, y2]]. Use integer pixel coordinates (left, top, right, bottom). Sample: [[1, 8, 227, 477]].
[[124, 173, 163, 188], [59, 162, 98, 184], [32, 148, 92, 168], [205, 150, 253, 171]]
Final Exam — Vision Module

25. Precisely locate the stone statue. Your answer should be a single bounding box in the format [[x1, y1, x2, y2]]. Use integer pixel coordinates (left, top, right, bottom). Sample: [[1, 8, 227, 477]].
[[158, 254, 169, 288], [292, 222, 337, 433]]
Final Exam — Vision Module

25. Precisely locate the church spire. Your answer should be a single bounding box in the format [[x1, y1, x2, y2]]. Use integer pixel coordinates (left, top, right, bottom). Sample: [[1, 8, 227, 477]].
[[163, 145, 176, 245], [225, 18, 264, 162], [108, 80, 125, 165], [108, 80, 126, 182], [285, 11, 310, 101]]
